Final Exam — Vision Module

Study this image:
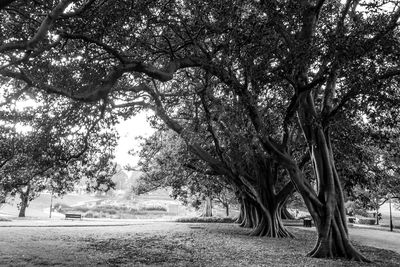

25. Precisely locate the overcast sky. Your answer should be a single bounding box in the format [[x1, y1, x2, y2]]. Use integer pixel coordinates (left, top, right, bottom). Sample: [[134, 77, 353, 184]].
[[114, 111, 155, 168]]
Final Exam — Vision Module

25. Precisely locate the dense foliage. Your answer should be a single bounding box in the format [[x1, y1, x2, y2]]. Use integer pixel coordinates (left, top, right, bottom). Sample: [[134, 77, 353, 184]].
[[1, 0, 400, 262]]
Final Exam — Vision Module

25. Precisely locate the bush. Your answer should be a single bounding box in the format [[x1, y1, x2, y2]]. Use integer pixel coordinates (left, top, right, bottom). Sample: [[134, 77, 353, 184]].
[[127, 207, 138, 213], [91, 205, 120, 214], [84, 212, 94, 218], [140, 205, 167, 212], [176, 217, 235, 223], [53, 203, 71, 211], [357, 217, 376, 225], [75, 206, 90, 213], [354, 209, 369, 218], [58, 202, 173, 219]]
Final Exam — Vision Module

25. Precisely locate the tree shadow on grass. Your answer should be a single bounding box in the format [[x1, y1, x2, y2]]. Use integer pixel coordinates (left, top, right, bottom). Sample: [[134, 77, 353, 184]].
[[356, 245, 400, 267], [83, 234, 200, 266], [80, 225, 400, 267]]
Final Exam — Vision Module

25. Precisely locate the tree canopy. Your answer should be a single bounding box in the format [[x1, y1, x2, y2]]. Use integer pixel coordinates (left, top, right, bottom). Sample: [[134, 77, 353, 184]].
[[0, 85, 118, 216], [1, 0, 400, 262]]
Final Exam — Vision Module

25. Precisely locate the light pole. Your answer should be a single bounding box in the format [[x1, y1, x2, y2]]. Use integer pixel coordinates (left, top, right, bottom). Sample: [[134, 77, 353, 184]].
[[389, 194, 393, 232], [49, 190, 53, 218], [49, 182, 55, 219]]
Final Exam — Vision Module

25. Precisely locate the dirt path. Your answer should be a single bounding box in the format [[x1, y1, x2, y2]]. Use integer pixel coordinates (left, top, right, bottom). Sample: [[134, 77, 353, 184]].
[[0, 221, 399, 266]]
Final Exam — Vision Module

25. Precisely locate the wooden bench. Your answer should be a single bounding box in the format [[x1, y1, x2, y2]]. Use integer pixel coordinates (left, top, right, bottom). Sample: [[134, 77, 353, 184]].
[[303, 218, 312, 227], [65, 213, 82, 220]]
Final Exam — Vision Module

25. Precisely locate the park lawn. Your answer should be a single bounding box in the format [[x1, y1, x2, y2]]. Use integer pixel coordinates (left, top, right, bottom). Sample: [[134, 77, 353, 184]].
[[84, 225, 400, 266], [0, 193, 100, 218], [379, 215, 400, 230], [0, 222, 399, 266]]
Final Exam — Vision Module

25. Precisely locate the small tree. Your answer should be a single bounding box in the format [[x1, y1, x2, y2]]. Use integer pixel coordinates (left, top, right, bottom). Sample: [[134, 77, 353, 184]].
[[135, 130, 234, 217], [0, 97, 118, 216]]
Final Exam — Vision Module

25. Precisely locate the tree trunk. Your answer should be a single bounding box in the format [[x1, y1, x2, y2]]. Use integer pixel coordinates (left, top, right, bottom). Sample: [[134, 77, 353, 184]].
[[289, 155, 369, 260], [224, 203, 229, 217], [18, 191, 29, 218], [281, 203, 295, 220], [235, 197, 245, 224], [249, 201, 294, 238], [249, 189, 294, 238], [239, 197, 255, 228], [202, 196, 213, 217], [294, 93, 369, 261], [235, 199, 244, 224], [245, 159, 295, 238], [375, 206, 380, 225]]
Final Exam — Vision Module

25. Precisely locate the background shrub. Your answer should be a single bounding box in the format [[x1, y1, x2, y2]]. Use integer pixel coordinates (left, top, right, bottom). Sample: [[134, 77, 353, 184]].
[[176, 217, 235, 223], [140, 205, 167, 211], [84, 212, 94, 218], [357, 217, 376, 225]]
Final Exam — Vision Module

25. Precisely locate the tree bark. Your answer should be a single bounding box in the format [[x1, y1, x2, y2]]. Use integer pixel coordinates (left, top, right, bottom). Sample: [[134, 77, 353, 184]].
[[248, 200, 294, 238], [224, 203, 229, 217], [243, 159, 295, 238], [294, 93, 369, 261], [281, 203, 295, 220], [375, 206, 380, 225], [18, 190, 30, 218], [235, 197, 245, 224], [239, 196, 254, 228], [202, 196, 213, 217]]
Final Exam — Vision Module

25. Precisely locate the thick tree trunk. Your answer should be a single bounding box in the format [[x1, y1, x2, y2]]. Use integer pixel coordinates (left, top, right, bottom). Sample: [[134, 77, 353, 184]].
[[249, 201, 294, 238], [235, 197, 245, 224], [295, 93, 369, 261], [289, 157, 368, 260], [308, 144, 367, 260], [281, 203, 295, 220], [239, 197, 255, 228], [244, 159, 295, 238]]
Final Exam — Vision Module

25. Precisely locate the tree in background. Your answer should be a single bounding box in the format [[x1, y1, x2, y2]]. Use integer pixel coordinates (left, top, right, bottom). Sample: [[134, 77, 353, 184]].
[[111, 165, 129, 192], [135, 130, 234, 217], [332, 94, 400, 224], [215, 187, 237, 217], [0, 95, 117, 217]]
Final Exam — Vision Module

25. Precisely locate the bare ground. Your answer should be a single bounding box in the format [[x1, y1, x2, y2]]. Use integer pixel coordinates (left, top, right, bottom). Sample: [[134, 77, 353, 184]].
[[0, 222, 399, 266]]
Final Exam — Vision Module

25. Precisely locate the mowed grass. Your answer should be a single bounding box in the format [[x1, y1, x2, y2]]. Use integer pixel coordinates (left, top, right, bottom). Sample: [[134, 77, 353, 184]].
[[378, 203, 400, 229], [0, 222, 399, 266]]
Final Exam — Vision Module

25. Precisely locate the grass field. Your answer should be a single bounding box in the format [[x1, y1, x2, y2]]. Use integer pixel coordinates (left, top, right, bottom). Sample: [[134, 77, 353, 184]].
[[1, 189, 239, 220], [0, 189, 199, 219], [1, 222, 399, 266]]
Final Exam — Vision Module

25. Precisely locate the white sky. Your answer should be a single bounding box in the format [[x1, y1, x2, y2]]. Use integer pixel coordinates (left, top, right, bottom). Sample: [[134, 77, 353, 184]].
[[3, 97, 155, 169], [114, 111, 155, 168]]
